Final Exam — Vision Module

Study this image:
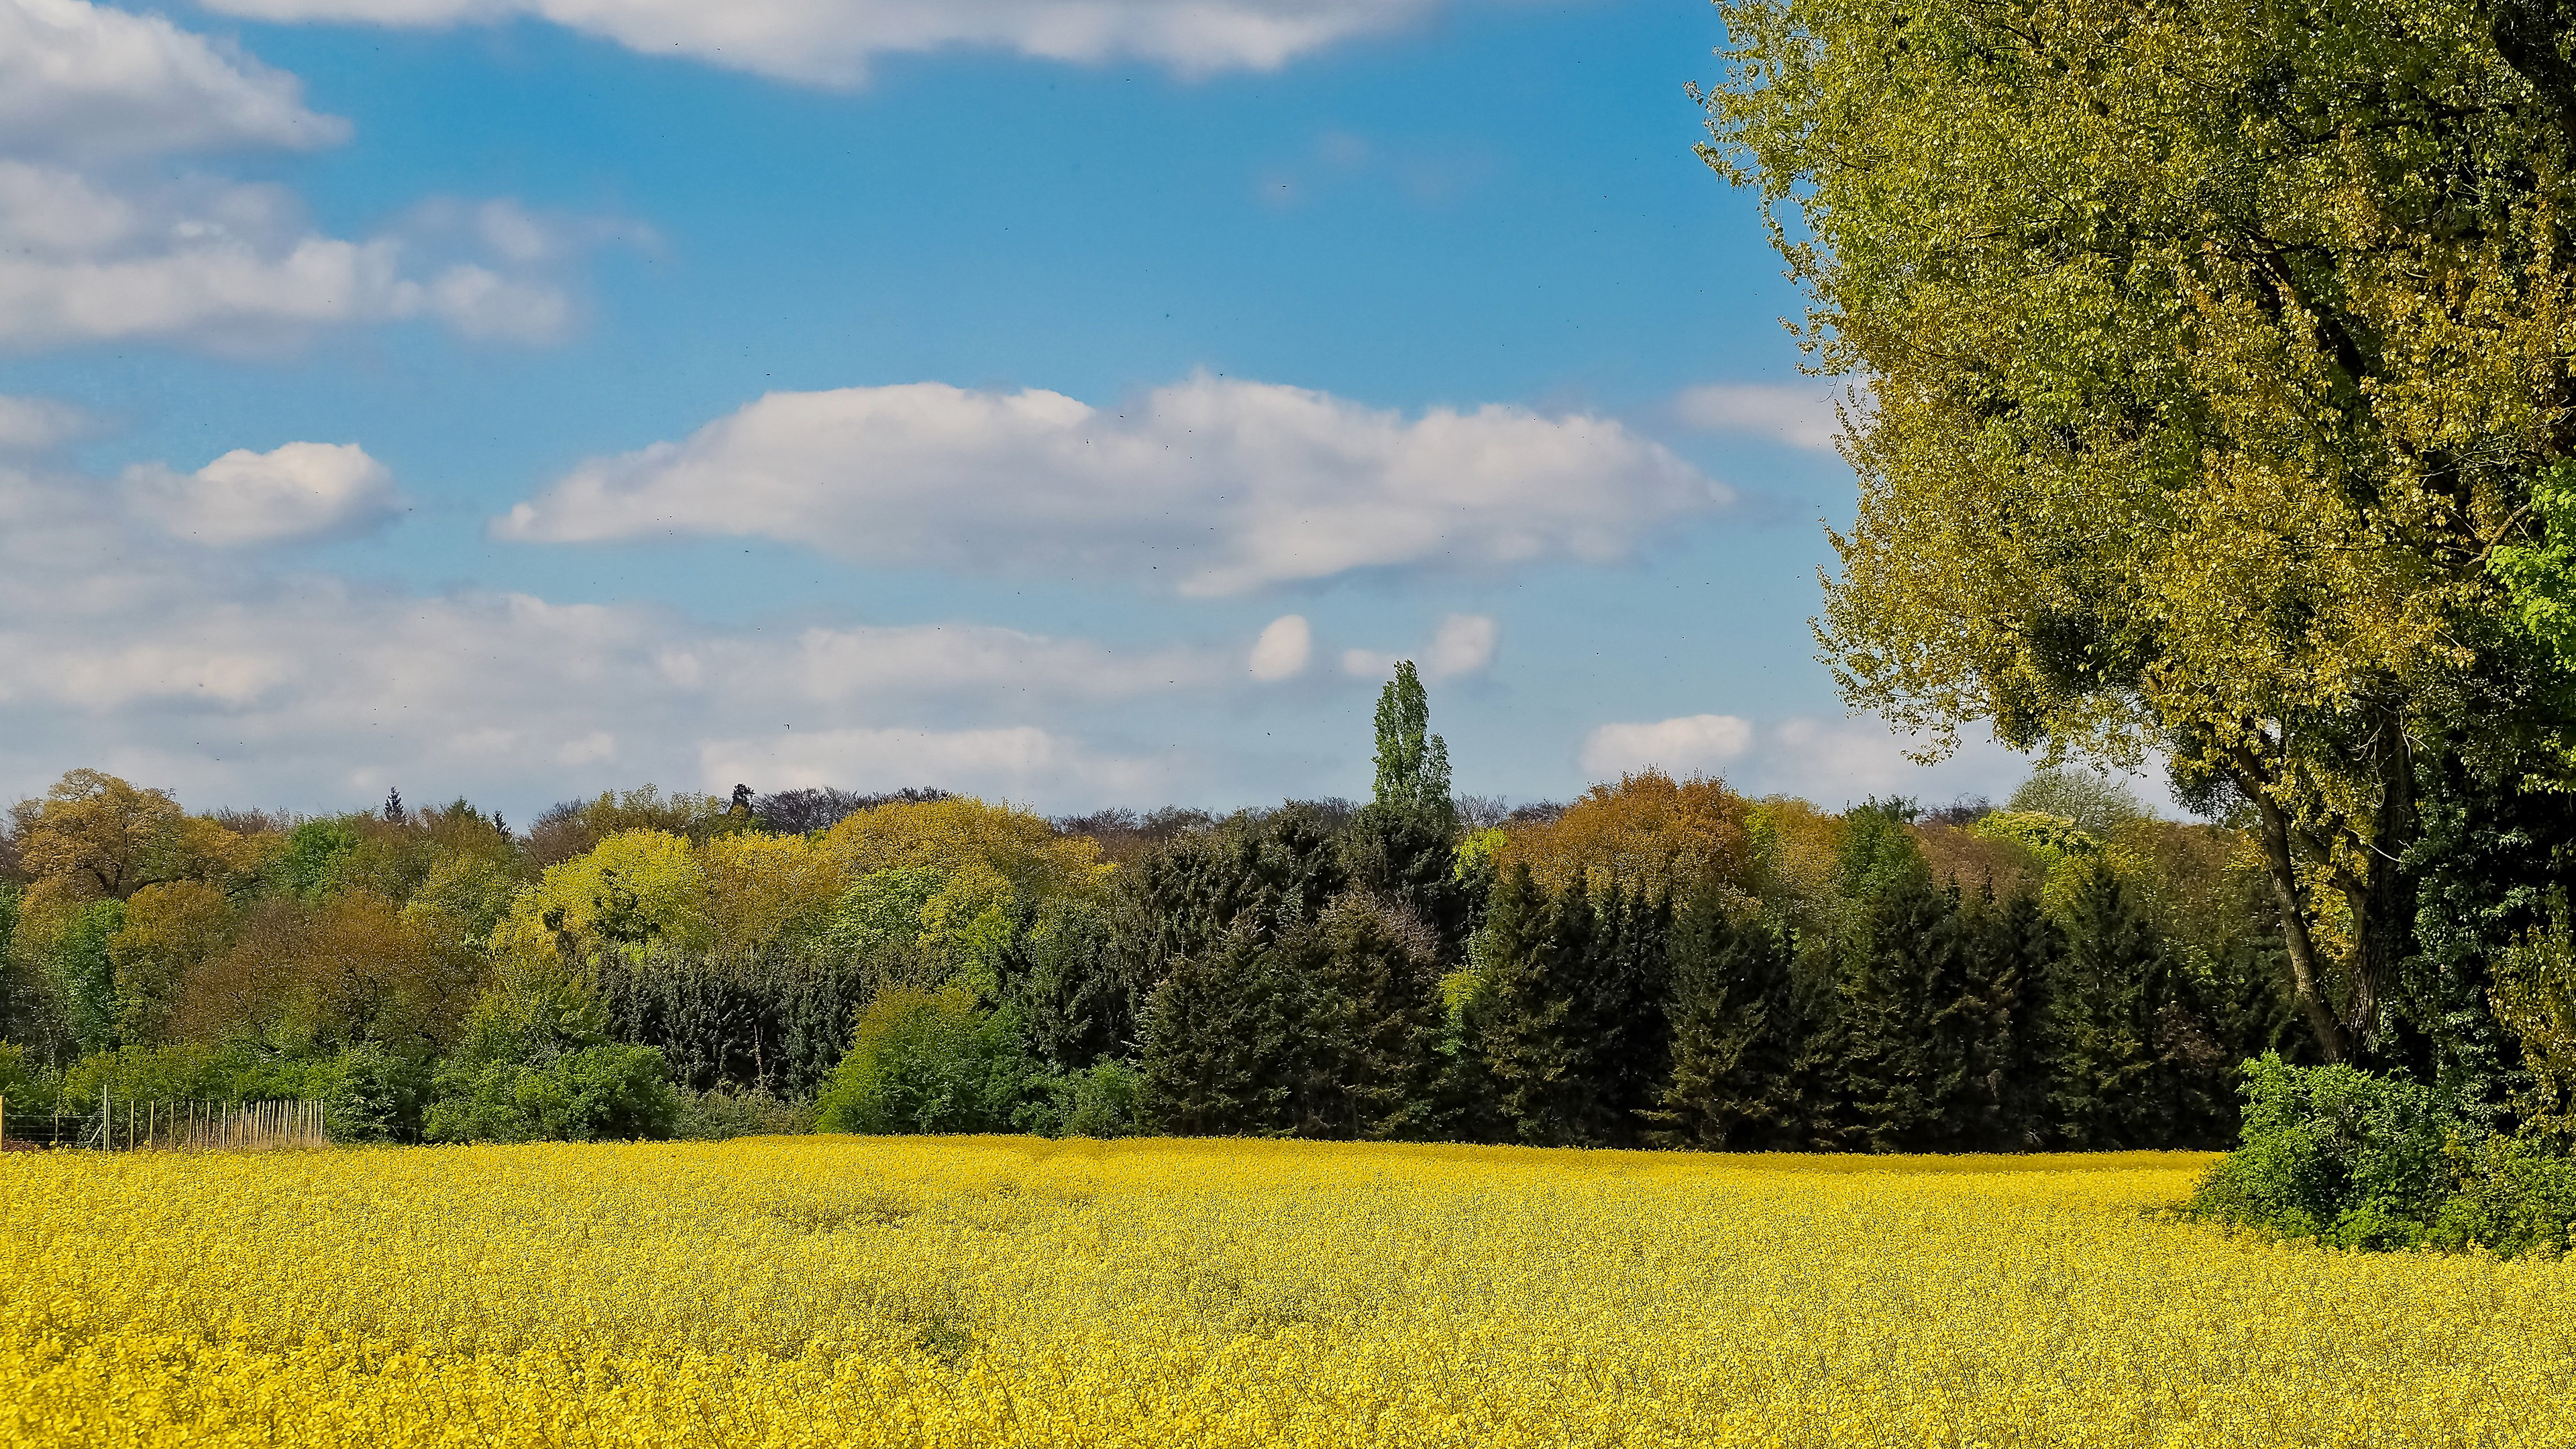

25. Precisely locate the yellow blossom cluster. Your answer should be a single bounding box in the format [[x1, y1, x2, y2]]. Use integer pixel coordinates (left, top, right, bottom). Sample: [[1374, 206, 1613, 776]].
[[4, 1138, 2573, 1447]]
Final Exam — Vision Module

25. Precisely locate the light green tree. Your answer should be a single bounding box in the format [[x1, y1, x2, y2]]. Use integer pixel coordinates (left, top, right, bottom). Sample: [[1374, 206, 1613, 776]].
[[1371, 661, 1452, 820], [1706, 0, 2576, 1059]]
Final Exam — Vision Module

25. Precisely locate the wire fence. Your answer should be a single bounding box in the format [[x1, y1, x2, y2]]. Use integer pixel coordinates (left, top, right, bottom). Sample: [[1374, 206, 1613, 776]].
[[0, 1093, 327, 1152]]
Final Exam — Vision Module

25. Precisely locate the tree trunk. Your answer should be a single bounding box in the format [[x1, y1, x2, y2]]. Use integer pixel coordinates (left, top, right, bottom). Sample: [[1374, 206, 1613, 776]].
[[2248, 786, 2351, 1062]]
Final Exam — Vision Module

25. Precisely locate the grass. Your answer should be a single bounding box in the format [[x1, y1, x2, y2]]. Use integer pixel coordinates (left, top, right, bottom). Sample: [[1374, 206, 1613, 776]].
[[2, 1136, 2570, 1446]]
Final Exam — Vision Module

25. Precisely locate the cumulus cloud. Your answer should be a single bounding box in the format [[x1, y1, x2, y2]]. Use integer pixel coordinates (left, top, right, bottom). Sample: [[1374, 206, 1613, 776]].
[[0, 394, 93, 453], [1248, 614, 1311, 680], [0, 0, 349, 159], [1342, 612, 1497, 682], [0, 164, 591, 351], [0, 6, 616, 353], [700, 725, 1162, 801], [1671, 382, 1848, 453], [0, 420, 1287, 810], [201, 0, 1449, 87], [123, 441, 400, 545], [496, 375, 1727, 594], [1425, 612, 1495, 678], [1579, 713, 1753, 777], [1578, 710, 2035, 807]]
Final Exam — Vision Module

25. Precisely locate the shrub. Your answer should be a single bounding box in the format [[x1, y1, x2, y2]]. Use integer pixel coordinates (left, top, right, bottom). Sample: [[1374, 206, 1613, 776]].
[[424, 1043, 679, 1144], [1020, 1060, 1144, 1139], [815, 986, 1026, 1135], [0, 1042, 56, 1120], [672, 1085, 812, 1140], [2189, 1054, 2502, 1251], [424, 959, 679, 1143], [319, 1042, 432, 1144]]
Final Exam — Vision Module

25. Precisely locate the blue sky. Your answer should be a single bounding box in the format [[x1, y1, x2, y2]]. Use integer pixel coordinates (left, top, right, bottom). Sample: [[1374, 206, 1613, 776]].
[[0, 0, 2034, 818]]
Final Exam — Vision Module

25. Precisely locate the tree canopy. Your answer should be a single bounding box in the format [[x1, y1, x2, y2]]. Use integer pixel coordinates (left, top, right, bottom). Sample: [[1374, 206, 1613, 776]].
[[1707, 0, 2576, 1059]]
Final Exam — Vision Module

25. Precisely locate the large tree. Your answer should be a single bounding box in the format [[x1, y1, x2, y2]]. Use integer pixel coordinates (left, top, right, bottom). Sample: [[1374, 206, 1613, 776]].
[[1709, 0, 2576, 1060]]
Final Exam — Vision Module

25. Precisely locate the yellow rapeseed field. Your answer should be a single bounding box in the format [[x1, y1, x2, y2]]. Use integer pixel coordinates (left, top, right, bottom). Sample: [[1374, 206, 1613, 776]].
[[3, 1137, 2569, 1448]]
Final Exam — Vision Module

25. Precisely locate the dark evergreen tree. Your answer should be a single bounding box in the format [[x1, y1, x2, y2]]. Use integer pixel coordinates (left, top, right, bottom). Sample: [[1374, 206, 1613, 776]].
[[1590, 885, 1674, 1142], [1136, 895, 1440, 1139], [2044, 859, 2165, 1148], [1835, 867, 1972, 1151], [1136, 922, 1320, 1136], [1471, 865, 1596, 1146], [1300, 895, 1446, 1138], [1337, 802, 1471, 962], [1110, 802, 1349, 996], [1653, 892, 1804, 1150], [1007, 895, 1131, 1073]]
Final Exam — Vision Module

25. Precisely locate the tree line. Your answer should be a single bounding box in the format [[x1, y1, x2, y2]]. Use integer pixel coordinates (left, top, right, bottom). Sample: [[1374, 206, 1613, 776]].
[[0, 663, 2308, 1152]]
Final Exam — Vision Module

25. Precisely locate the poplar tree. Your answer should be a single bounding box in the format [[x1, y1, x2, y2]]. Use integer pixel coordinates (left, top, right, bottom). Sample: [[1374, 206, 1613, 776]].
[[1371, 662, 1453, 826]]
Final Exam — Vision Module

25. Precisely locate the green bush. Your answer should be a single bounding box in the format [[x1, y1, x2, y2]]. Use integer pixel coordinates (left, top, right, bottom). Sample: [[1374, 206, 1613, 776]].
[[424, 959, 679, 1143], [672, 1085, 812, 1140], [319, 1042, 433, 1144], [2190, 1053, 2576, 1256], [0, 1041, 56, 1122], [59, 1040, 337, 1110], [816, 986, 1026, 1135], [2190, 1054, 2459, 1245], [1020, 1059, 1145, 1139], [425, 1043, 679, 1144], [2427, 1135, 2576, 1257]]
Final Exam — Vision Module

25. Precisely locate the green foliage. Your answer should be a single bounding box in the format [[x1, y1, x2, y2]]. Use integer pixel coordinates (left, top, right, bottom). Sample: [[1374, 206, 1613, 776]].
[[2491, 464, 2576, 669], [1653, 895, 1803, 1150], [2004, 769, 2147, 837], [815, 986, 1027, 1135], [1710, 0, 2576, 1065], [1110, 802, 1349, 993], [1020, 1059, 1145, 1139], [824, 866, 944, 961], [2048, 861, 2187, 1148], [274, 819, 362, 901], [2190, 1055, 2467, 1249], [1469, 870, 1672, 1148], [1370, 661, 1452, 825], [0, 1041, 56, 1119], [594, 948, 871, 1097], [56, 1040, 342, 1111], [1139, 894, 1442, 1140], [1009, 895, 1130, 1073], [423, 1042, 680, 1144], [672, 1085, 812, 1140], [425, 959, 678, 1144], [1833, 873, 2037, 1152], [54, 898, 127, 1055]]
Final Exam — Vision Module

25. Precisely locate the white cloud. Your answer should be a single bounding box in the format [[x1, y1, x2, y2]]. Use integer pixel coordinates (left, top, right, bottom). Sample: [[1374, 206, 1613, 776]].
[[1575, 712, 2035, 808], [0, 431, 1297, 812], [700, 726, 1161, 801], [1580, 714, 1754, 777], [495, 374, 1727, 594], [1248, 614, 1311, 680], [0, 0, 349, 159], [200, 0, 1451, 87], [1341, 612, 1497, 682], [0, 394, 93, 452], [1425, 612, 1495, 678], [123, 441, 400, 545], [0, 163, 590, 351], [1672, 382, 1847, 453], [0, 7, 618, 354]]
